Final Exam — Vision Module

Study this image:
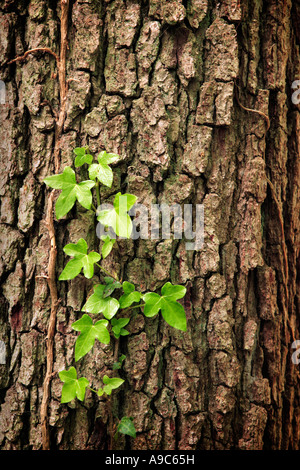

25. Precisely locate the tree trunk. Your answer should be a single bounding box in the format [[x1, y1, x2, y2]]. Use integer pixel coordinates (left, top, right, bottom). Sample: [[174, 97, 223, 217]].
[[0, 0, 299, 450]]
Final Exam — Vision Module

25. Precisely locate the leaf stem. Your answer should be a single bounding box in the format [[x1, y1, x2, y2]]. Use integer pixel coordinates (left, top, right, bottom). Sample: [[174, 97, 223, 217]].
[[96, 180, 101, 209], [95, 262, 119, 282], [123, 303, 145, 312]]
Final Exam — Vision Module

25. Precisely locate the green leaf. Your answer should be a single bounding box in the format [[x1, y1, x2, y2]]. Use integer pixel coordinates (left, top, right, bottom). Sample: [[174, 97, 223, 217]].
[[113, 354, 126, 370], [103, 375, 124, 388], [44, 166, 95, 219], [111, 317, 130, 338], [103, 277, 122, 298], [120, 328, 129, 336], [59, 238, 101, 280], [97, 192, 137, 238], [63, 238, 88, 256], [98, 151, 119, 165], [98, 375, 124, 396], [73, 147, 86, 156], [114, 192, 137, 212], [142, 282, 187, 331], [117, 417, 136, 438], [122, 281, 135, 294], [59, 366, 89, 403], [83, 284, 120, 319], [81, 252, 101, 279], [73, 147, 93, 167], [111, 318, 130, 329], [55, 185, 77, 219], [89, 163, 113, 188], [75, 153, 93, 167], [103, 280, 121, 298], [119, 291, 141, 309], [75, 180, 95, 210], [101, 235, 116, 259], [143, 292, 161, 318], [58, 257, 84, 280], [160, 298, 187, 332], [72, 314, 110, 361], [88, 151, 119, 188], [161, 282, 186, 301], [44, 165, 75, 190]]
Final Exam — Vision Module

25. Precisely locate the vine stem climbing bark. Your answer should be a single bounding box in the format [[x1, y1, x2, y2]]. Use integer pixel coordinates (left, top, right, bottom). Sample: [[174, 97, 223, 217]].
[[8, 0, 72, 450], [40, 190, 59, 450], [40, 0, 70, 450]]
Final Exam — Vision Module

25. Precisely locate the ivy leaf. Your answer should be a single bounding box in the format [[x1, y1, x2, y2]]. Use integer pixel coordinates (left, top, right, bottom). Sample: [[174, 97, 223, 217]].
[[83, 284, 120, 320], [89, 163, 113, 188], [59, 367, 89, 403], [97, 375, 124, 396], [113, 354, 126, 370], [73, 147, 93, 167], [114, 192, 137, 212], [63, 238, 88, 256], [111, 317, 130, 338], [73, 147, 86, 156], [142, 292, 161, 318], [101, 234, 116, 259], [103, 375, 124, 395], [59, 238, 101, 280], [88, 151, 119, 188], [103, 276, 121, 298], [161, 282, 186, 301], [117, 417, 136, 438], [97, 192, 137, 238], [44, 166, 95, 219], [118, 281, 141, 309], [44, 165, 75, 190], [72, 314, 110, 361], [122, 281, 135, 294], [143, 282, 187, 331], [119, 291, 141, 309], [98, 151, 120, 165], [160, 299, 186, 332], [58, 258, 83, 280]]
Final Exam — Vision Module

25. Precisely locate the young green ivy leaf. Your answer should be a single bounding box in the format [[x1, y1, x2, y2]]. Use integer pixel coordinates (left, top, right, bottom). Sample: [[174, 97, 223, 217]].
[[143, 282, 187, 331], [119, 281, 141, 309], [59, 238, 101, 280], [101, 234, 116, 259], [44, 166, 95, 219], [97, 375, 124, 397], [111, 317, 130, 339], [113, 354, 126, 370], [72, 314, 110, 361], [116, 417, 136, 438], [59, 366, 89, 403], [73, 147, 93, 167], [83, 284, 120, 320], [103, 276, 121, 298], [97, 192, 137, 239], [88, 151, 119, 188]]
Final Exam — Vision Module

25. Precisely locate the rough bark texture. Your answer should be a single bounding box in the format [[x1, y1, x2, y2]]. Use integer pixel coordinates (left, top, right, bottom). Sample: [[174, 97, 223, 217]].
[[0, 0, 299, 450]]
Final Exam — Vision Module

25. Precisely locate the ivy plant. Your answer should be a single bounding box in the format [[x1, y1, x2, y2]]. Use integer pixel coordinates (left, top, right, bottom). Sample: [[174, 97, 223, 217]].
[[44, 147, 187, 441]]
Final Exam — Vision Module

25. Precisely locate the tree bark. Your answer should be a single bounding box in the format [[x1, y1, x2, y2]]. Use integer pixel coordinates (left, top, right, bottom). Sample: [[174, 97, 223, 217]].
[[0, 0, 299, 450]]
